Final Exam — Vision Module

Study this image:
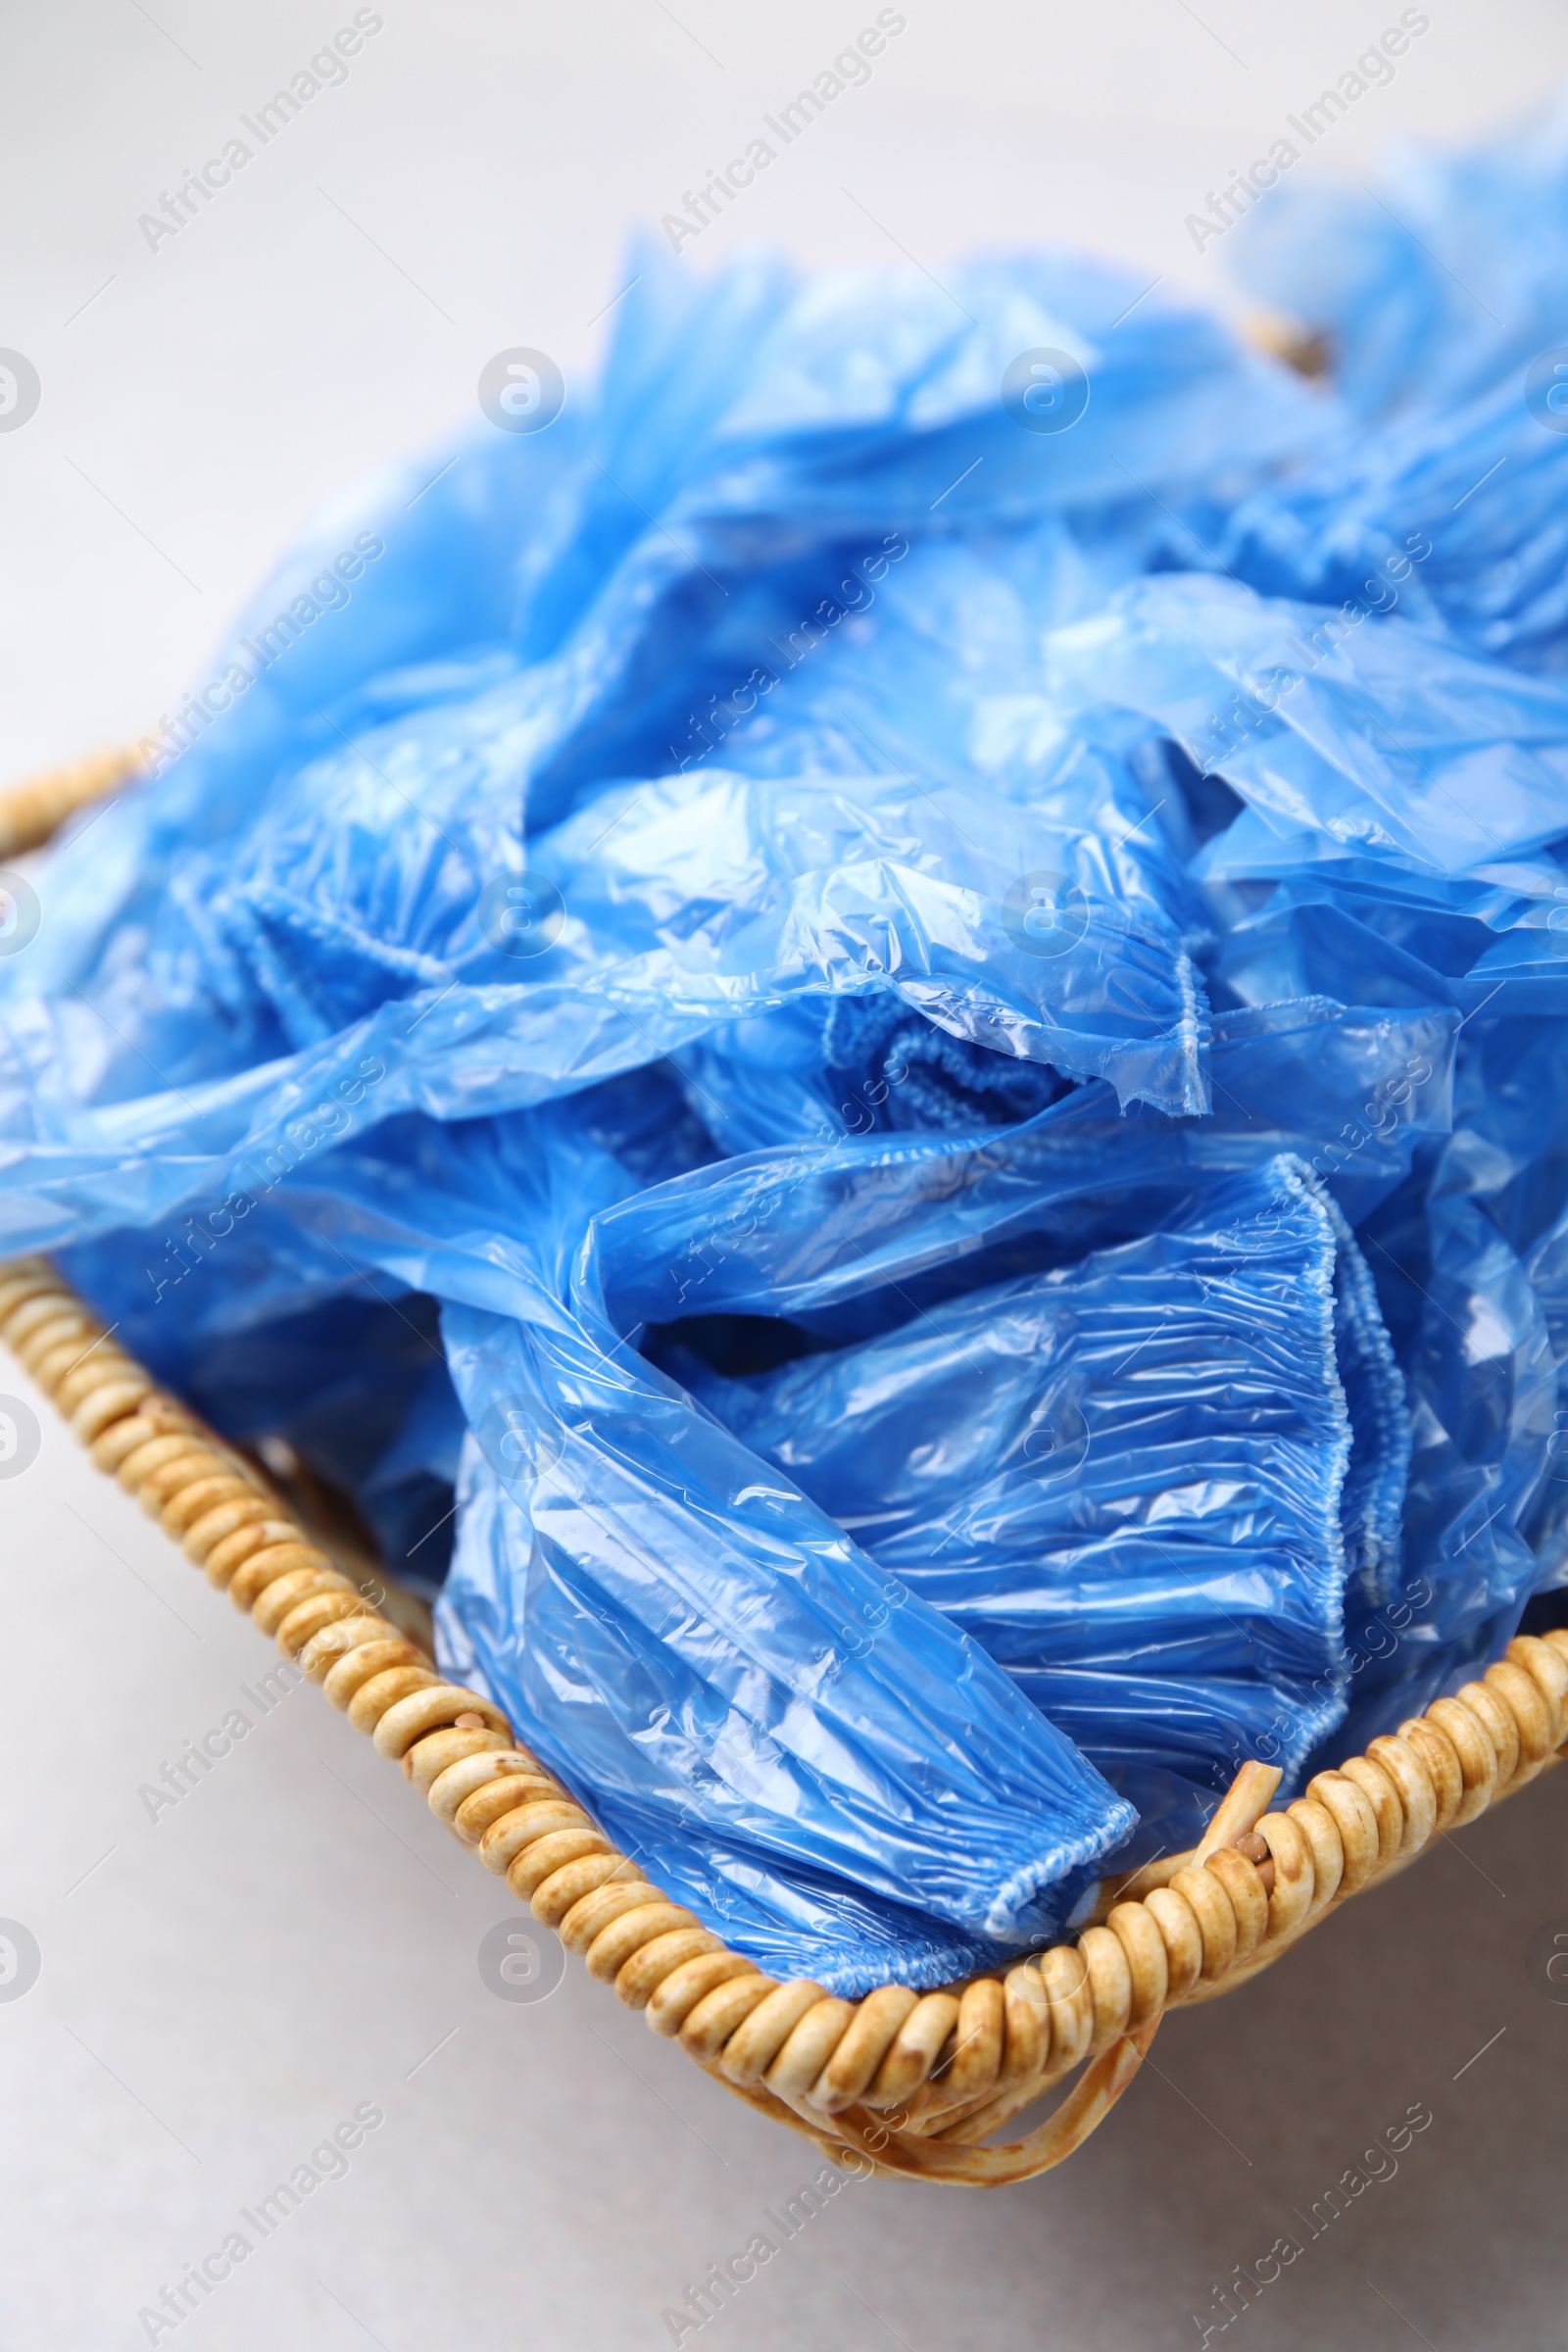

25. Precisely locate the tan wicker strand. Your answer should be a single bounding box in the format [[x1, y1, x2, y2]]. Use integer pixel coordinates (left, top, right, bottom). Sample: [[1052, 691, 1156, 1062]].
[[1077, 1924, 1134, 2053], [203, 1518, 301, 1589], [997, 1964, 1052, 2091], [0, 1261, 64, 1327], [74, 1379, 157, 1445], [506, 1828, 614, 1901], [451, 1774, 564, 1844], [298, 1616, 406, 1680], [717, 1983, 829, 2087], [54, 1352, 142, 1417], [940, 1979, 1005, 2104], [862, 1990, 961, 2109], [1143, 1884, 1205, 2000], [1457, 1678, 1520, 1789], [1105, 1900, 1170, 2028], [13, 1309, 95, 1372], [346, 1662, 442, 1731], [227, 1540, 331, 1612], [476, 1797, 593, 1876], [678, 1976, 779, 2063], [274, 1591, 368, 1658], [1038, 1943, 1095, 2076], [1337, 1754, 1405, 1871], [116, 1433, 205, 1494], [1251, 1810, 1315, 1939], [251, 1567, 355, 1639], [1362, 1736, 1438, 1856], [89, 1401, 194, 1472], [533, 1854, 643, 1930], [5, 1257, 1564, 2185], [1485, 1659, 1555, 1780], [1398, 1716, 1466, 1830], [766, 1998, 860, 2101], [1200, 1849, 1270, 1961], [373, 1686, 510, 1760], [323, 1645, 426, 1712], [807, 1984, 921, 2113], [585, 1902, 700, 1985], [616, 1929, 726, 2011], [1427, 1696, 1500, 1824], [181, 1494, 271, 1562], [646, 1951, 760, 2039], [160, 1474, 255, 1539], [558, 1878, 660, 1953], [1510, 1634, 1568, 1741], [1304, 1770, 1382, 1894], [140, 1449, 241, 1517], [0, 747, 141, 858], [777, 2016, 1164, 2185], [2, 1287, 86, 1356], [408, 1730, 515, 1798], [1168, 1863, 1239, 1978]]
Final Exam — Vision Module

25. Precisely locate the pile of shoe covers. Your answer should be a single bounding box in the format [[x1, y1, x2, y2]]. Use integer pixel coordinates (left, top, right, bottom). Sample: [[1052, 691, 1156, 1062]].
[[10, 105, 1568, 1992]]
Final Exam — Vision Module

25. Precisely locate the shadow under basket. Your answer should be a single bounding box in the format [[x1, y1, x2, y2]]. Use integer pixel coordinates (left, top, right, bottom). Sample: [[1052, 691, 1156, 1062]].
[[5, 755, 1567, 2185]]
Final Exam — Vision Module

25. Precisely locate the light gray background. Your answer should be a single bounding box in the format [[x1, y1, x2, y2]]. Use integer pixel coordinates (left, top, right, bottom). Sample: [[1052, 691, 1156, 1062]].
[[3, 5, 1568, 2346]]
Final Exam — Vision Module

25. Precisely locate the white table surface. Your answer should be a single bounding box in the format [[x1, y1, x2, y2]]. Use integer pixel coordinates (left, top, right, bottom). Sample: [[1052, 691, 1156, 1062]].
[[3, 5, 1567, 2345]]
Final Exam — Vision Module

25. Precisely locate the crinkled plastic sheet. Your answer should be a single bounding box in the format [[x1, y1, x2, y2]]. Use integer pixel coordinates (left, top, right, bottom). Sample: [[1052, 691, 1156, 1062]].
[[678, 1158, 1398, 1797], [60, 1004, 1449, 1977], [19, 110, 1568, 1990]]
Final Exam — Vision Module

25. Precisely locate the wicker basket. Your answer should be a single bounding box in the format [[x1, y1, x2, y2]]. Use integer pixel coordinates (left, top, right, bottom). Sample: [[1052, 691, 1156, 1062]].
[[6, 755, 1565, 2186]]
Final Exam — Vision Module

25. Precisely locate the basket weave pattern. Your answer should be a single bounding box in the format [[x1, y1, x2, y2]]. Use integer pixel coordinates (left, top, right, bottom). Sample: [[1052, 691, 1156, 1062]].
[[5, 1252, 1564, 2183]]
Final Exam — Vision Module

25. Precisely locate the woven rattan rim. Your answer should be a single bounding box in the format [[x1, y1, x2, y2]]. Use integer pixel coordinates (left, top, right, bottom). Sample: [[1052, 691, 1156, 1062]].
[[0, 747, 138, 859], [5, 754, 1566, 2183], [7, 1260, 1564, 2183]]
